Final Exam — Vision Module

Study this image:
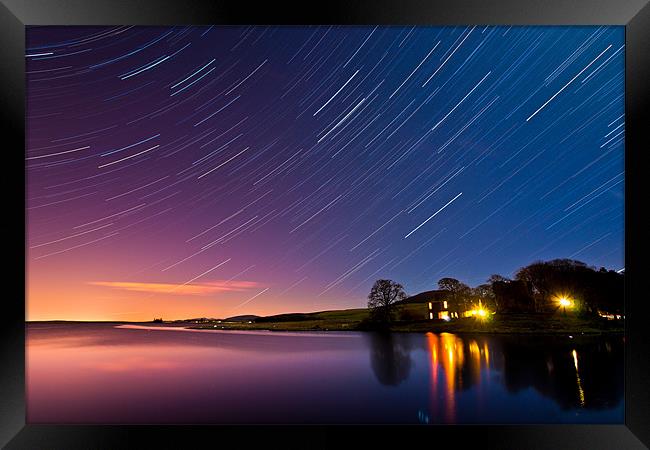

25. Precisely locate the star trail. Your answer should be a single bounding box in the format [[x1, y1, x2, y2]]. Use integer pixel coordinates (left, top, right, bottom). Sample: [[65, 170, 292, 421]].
[[26, 26, 624, 321]]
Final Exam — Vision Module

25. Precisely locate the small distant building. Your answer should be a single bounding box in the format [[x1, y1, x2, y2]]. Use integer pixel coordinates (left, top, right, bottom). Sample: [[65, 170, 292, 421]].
[[427, 298, 486, 320], [401, 290, 447, 320], [402, 289, 485, 321], [427, 299, 451, 320]]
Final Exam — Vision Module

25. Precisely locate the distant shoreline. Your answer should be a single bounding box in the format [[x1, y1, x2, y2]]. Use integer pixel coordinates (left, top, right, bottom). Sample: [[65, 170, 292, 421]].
[[27, 313, 624, 336]]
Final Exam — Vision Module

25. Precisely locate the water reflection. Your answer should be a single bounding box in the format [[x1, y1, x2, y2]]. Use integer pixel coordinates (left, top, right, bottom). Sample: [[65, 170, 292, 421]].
[[367, 330, 623, 418], [27, 324, 623, 423], [573, 349, 586, 408], [367, 333, 413, 386], [498, 337, 623, 411]]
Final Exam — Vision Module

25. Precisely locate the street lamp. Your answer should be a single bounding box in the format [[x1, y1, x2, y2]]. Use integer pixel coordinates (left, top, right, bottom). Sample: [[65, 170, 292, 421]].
[[558, 296, 572, 315], [474, 300, 489, 321]]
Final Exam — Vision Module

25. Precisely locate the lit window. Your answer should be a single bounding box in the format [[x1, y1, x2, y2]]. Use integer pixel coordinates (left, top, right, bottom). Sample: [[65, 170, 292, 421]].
[[443, 300, 448, 309], [428, 302, 432, 310], [429, 312, 433, 320]]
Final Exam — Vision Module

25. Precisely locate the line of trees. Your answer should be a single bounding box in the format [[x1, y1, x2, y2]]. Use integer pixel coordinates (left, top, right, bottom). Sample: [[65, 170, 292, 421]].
[[490, 259, 623, 315], [366, 258, 624, 323]]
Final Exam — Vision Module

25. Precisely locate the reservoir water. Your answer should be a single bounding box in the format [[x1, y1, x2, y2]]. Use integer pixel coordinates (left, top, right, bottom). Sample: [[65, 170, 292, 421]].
[[26, 323, 623, 424]]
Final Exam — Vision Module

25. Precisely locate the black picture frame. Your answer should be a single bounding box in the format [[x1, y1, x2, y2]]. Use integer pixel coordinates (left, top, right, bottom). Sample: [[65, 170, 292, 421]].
[[2, 1, 649, 448]]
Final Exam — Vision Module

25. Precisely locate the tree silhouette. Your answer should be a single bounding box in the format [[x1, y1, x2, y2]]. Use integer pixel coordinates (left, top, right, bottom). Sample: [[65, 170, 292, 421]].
[[473, 283, 497, 311], [367, 333, 413, 386], [488, 274, 510, 284], [489, 277, 534, 313], [438, 277, 471, 313], [367, 279, 407, 325], [485, 259, 623, 314], [515, 259, 615, 313]]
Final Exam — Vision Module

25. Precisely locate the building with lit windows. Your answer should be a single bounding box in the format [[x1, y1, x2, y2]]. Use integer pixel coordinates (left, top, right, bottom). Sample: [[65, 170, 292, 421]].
[[400, 290, 482, 321]]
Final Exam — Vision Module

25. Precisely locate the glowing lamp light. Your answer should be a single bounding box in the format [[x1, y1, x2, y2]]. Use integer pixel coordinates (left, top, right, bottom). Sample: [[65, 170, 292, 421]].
[[477, 308, 487, 317], [557, 295, 573, 316]]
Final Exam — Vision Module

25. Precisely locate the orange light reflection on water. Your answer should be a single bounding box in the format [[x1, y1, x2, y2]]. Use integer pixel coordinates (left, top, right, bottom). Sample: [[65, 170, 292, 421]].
[[425, 332, 493, 423]]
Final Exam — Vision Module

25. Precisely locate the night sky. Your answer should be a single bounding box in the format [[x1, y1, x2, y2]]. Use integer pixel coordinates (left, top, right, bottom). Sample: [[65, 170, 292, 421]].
[[26, 26, 624, 321]]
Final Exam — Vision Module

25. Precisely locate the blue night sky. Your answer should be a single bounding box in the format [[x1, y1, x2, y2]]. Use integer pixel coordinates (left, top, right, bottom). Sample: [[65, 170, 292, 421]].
[[26, 26, 624, 320]]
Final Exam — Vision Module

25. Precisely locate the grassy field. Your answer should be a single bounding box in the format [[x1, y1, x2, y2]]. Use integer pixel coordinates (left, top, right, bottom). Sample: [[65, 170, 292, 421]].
[[187, 303, 623, 335]]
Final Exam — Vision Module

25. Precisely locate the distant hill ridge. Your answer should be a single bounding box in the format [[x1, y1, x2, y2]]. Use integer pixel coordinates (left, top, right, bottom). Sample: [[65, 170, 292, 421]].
[[255, 313, 316, 323], [399, 289, 446, 304], [205, 294, 443, 324], [223, 315, 260, 322]]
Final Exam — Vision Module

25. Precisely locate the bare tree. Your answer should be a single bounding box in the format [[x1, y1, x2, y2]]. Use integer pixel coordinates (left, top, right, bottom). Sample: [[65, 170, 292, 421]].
[[368, 279, 407, 324]]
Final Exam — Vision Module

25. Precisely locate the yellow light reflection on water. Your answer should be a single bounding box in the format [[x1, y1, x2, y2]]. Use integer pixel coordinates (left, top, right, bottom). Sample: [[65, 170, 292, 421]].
[[425, 333, 440, 421], [483, 342, 490, 368], [572, 349, 585, 407], [468, 340, 481, 385], [425, 333, 494, 423], [441, 333, 459, 422]]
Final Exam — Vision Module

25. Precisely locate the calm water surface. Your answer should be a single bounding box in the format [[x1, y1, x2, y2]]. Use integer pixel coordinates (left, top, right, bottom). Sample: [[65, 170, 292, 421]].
[[26, 323, 623, 424]]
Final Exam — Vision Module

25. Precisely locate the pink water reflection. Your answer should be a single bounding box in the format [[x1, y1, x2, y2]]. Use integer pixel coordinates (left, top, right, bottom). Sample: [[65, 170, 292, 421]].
[[27, 323, 366, 423], [26, 323, 624, 424]]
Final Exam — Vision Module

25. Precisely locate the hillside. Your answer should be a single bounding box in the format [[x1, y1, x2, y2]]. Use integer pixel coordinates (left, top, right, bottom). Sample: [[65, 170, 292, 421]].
[[223, 315, 260, 322], [399, 289, 446, 304]]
